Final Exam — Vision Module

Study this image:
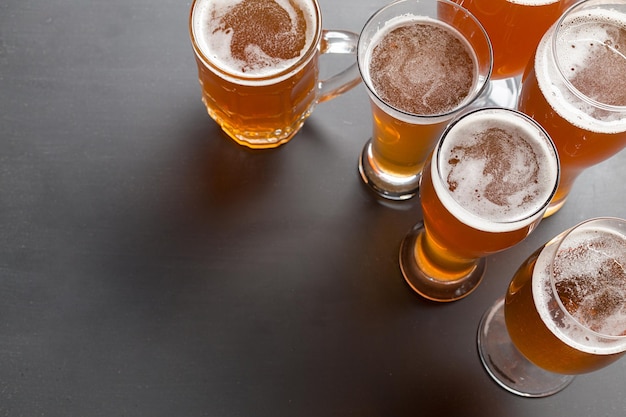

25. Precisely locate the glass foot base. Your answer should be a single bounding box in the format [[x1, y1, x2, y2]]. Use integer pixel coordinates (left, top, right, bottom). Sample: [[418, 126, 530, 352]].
[[399, 222, 486, 302], [358, 139, 420, 201], [477, 298, 575, 397]]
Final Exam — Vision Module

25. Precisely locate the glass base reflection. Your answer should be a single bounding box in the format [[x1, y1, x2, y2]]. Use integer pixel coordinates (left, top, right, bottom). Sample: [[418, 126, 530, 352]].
[[469, 77, 521, 111], [477, 298, 575, 397], [358, 139, 421, 201], [399, 222, 486, 302]]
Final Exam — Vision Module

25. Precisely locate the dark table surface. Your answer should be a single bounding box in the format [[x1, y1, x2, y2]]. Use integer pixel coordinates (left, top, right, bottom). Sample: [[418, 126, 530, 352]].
[[2, 0, 625, 416]]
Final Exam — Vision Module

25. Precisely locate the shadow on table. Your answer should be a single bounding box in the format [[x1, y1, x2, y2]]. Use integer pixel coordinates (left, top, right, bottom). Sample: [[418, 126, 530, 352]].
[[181, 117, 288, 211]]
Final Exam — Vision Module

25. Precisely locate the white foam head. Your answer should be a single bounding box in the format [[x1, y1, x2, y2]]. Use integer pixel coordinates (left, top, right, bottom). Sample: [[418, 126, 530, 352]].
[[507, 0, 560, 5], [535, 6, 626, 131], [553, 228, 626, 336], [359, 14, 482, 123], [533, 219, 626, 355], [191, 0, 319, 84], [432, 108, 559, 233]]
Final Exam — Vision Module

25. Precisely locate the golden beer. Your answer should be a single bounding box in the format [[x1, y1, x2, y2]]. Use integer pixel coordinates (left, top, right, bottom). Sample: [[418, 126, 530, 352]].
[[189, 0, 360, 149], [452, 0, 564, 79], [400, 108, 559, 301], [563, 0, 580, 7], [517, 0, 626, 215], [367, 106, 451, 178], [505, 219, 626, 375], [367, 19, 477, 177]]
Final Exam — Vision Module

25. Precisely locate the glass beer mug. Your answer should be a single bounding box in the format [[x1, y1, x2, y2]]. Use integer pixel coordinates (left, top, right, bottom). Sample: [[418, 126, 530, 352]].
[[189, 0, 362, 149]]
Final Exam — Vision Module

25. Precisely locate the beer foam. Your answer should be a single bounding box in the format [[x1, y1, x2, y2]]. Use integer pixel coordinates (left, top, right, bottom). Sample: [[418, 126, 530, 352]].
[[364, 16, 477, 116], [433, 109, 558, 232], [554, 230, 626, 336], [536, 8, 626, 131], [192, 0, 318, 80], [507, 0, 559, 5], [533, 225, 626, 354]]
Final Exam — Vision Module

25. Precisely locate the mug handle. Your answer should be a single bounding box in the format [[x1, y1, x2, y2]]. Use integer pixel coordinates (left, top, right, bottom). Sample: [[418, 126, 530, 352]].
[[317, 30, 361, 103]]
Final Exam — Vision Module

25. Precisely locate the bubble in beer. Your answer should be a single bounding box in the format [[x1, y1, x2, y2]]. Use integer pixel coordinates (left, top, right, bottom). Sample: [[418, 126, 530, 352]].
[[553, 230, 626, 336], [561, 17, 626, 107], [368, 20, 475, 115], [440, 111, 553, 223], [539, 7, 626, 129]]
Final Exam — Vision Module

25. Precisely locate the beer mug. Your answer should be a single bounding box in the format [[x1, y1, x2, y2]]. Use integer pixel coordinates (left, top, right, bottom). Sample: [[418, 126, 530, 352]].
[[517, 0, 626, 217], [399, 108, 560, 302], [478, 217, 626, 397], [357, 0, 493, 200], [189, 0, 361, 149]]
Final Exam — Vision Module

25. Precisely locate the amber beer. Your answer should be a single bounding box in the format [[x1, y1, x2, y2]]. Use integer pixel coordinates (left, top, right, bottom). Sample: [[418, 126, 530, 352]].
[[366, 19, 477, 177], [518, 0, 626, 216], [452, 0, 564, 79], [400, 108, 559, 301], [357, 0, 492, 200], [189, 0, 360, 149], [505, 219, 626, 375], [419, 108, 558, 273], [563, 0, 580, 7]]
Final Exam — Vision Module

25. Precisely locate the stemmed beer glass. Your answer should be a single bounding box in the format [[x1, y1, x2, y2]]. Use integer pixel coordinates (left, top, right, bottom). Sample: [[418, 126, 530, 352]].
[[478, 217, 626, 397], [399, 107, 560, 302]]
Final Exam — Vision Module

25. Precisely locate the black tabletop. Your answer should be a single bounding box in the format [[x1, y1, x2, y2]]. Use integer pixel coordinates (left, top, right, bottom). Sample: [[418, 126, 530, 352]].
[[1, 1, 625, 416]]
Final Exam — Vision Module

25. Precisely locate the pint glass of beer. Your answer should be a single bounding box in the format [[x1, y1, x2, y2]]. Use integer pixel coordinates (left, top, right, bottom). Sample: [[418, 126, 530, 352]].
[[478, 217, 626, 397], [189, 0, 361, 149], [450, 0, 566, 109], [517, 0, 626, 216], [399, 108, 560, 302], [452, 0, 565, 80], [357, 0, 492, 200]]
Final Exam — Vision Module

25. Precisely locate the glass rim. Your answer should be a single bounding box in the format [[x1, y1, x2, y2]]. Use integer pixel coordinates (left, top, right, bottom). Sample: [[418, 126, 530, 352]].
[[189, 0, 323, 83], [434, 107, 560, 228], [549, 217, 626, 341], [356, 0, 493, 120], [552, 0, 626, 112]]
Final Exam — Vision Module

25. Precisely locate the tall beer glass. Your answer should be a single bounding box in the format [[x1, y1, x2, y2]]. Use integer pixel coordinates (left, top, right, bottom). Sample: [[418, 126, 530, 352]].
[[357, 0, 492, 201], [189, 0, 361, 149], [453, 0, 565, 80], [517, 0, 626, 216], [478, 217, 626, 397], [399, 108, 559, 302], [452, 0, 566, 109]]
